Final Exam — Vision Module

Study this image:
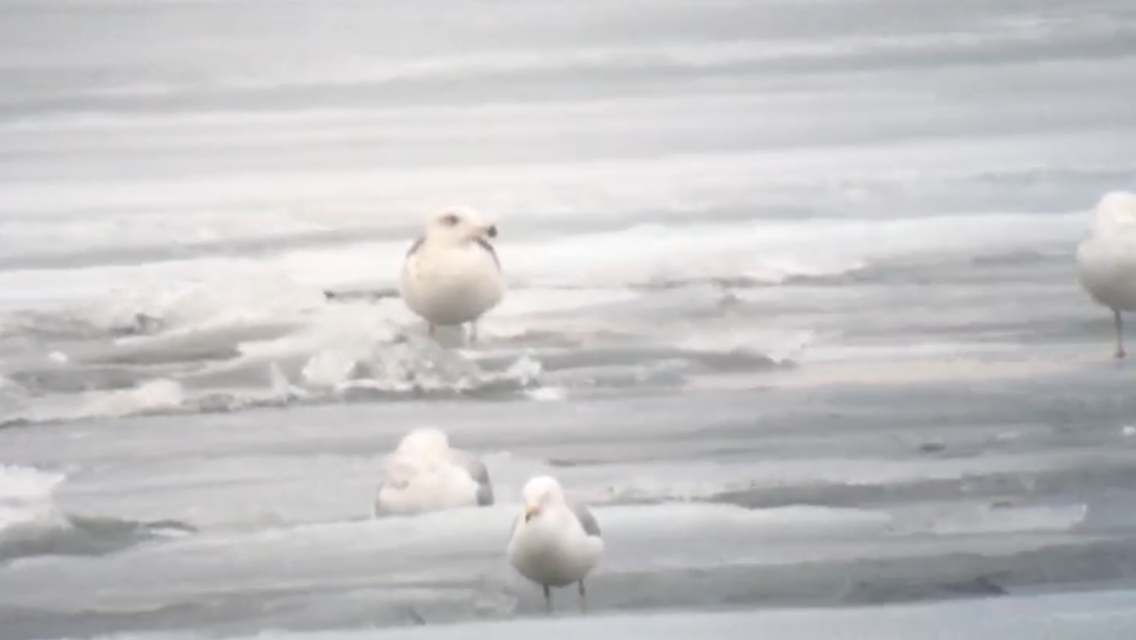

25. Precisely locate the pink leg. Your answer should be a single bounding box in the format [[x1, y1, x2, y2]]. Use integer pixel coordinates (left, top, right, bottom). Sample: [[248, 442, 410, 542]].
[[1115, 309, 1126, 359], [468, 322, 479, 345], [428, 323, 436, 338]]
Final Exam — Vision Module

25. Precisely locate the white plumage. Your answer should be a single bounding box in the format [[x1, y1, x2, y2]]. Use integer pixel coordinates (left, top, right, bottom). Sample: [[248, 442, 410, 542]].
[[1076, 191, 1136, 358], [398, 206, 505, 344], [507, 475, 603, 613], [374, 428, 494, 516]]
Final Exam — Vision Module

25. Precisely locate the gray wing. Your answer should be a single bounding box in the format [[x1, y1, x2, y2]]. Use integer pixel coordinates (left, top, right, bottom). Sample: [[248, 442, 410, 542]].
[[405, 236, 425, 257], [451, 450, 494, 506], [474, 237, 501, 269], [570, 502, 602, 538]]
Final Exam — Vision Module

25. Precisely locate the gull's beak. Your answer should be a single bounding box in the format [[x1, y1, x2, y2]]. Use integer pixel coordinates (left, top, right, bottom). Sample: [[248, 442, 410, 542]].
[[484, 224, 498, 239], [523, 502, 540, 522]]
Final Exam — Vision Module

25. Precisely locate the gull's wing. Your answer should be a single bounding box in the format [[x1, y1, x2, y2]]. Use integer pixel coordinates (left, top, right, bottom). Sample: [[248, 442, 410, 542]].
[[406, 236, 425, 257], [474, 238, 501, 269], [569, 502, 601, 538], [451, 449, 494, 506]]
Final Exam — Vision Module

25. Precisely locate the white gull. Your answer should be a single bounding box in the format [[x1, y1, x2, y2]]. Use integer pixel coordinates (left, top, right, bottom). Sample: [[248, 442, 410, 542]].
[[398, 206, 504, 344], [1076, 191, 1136, 359], [373, 428, 494, 516], [507, 475, 603, 613]]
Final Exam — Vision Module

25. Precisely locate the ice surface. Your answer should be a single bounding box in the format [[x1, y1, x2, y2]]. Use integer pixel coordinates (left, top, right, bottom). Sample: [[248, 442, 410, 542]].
[[3, 0, 1136, 638], [61, 589, 1136, 640]]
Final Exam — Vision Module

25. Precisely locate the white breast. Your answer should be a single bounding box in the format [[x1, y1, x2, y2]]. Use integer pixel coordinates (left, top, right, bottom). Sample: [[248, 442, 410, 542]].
[[1077, 235, 1136, 312], [399, 242, 505, 326], [376, 459, 480, 516], [507, 507, 603, 587]]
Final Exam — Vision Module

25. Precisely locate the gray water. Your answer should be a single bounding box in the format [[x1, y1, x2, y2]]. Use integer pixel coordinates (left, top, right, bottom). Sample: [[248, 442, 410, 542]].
[[2, 0, 1136, 638]]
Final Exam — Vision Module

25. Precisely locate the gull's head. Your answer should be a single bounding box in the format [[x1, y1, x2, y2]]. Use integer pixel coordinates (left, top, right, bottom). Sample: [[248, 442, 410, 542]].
[[521, 475, 565, 522], [425, 206, 498, 246], [1093, 191, 1136, 234], [396, 427, 451, 460]]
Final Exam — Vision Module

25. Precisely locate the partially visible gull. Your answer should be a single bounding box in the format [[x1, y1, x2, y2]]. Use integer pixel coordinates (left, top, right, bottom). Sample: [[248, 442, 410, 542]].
[[374, 427, 494, 516], [1077, 191, 1136, 358], [398, 206, 505, 344], [507, 475, 603, 613]]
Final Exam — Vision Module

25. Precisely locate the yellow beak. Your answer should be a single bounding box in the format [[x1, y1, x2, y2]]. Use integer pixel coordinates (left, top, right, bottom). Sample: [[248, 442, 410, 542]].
[[523, 503, 541, 522]]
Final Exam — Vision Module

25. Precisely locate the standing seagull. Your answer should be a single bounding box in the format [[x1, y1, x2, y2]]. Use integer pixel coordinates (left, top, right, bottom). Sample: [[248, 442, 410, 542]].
[[507, 475, 603, 614], [374, 427, 494, 516], [1077, 191, 1136, 359], [399, 206, 504, 344]]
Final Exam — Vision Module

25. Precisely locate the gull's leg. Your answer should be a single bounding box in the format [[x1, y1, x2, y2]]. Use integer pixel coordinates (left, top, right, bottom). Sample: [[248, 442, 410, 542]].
[[543, 585, 553, 613], [428, 322, 436, 338], [1115, 309, 1127, 359], [468, 321, 479, 345], [577, 580, 587, 614]]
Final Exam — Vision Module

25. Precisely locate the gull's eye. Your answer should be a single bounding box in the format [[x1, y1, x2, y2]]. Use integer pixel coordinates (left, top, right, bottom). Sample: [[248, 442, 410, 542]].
[[439, 214, 460, 227]]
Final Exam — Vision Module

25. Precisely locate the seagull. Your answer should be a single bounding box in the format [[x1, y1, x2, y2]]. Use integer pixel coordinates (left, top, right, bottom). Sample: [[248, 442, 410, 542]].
[[398, 206, 505, 344], [1076, 191, 1136, 359], [374, 428, 494, 516], [507, 475, 603, 614]]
